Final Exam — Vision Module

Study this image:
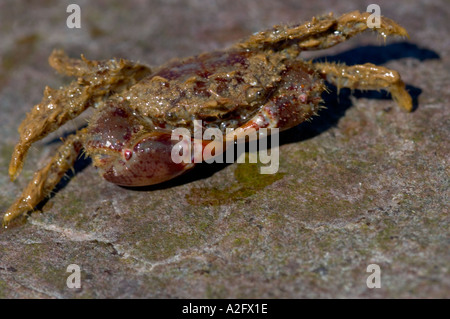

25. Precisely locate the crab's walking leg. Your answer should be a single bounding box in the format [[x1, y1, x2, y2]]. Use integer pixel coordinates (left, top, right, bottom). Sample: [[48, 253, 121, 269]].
[[297, 11, 409, 51], [9, 50, 152, 181], [237, 10, 408, 52], [3, 129, 87, 226], [9, 82, 91, 181], [314, 62, 412, 111]]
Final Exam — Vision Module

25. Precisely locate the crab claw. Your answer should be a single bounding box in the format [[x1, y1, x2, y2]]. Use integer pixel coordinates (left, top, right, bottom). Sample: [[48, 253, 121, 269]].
[[98, 131, 194, 186], [85, 100, 194, 187]]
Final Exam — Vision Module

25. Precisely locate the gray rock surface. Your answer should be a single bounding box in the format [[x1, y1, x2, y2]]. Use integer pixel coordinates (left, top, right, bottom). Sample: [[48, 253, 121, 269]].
[[0, 0, 448, 298]]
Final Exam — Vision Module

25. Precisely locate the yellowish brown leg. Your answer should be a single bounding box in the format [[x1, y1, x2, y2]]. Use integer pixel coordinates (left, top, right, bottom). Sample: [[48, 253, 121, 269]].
[[237, 10, 408, 52], [314, 62, 412, 111], [9, 82, 92, 181], [9, 50, 152, 181], [297, 11, 409, 50], [3, 129, 86, 227]]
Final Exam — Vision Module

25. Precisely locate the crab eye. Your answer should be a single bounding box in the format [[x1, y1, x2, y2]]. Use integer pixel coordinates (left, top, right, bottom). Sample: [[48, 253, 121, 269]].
[[123, 149, 133, 160]]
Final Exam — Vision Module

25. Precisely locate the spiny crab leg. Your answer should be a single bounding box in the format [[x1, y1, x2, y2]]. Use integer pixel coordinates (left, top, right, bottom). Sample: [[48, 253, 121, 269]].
[[9, 50, 152, 181], [314, 62, 412, 111], [3, 128, 86, 227], [237, 10, 408, 52]]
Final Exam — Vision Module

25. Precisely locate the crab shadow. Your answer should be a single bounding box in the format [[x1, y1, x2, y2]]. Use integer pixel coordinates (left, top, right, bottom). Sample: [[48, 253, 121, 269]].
[[280, 42, 438, 146], [279, 82, 421, 146], [35, 151, 92, 211], [41, 42, 438, 196]]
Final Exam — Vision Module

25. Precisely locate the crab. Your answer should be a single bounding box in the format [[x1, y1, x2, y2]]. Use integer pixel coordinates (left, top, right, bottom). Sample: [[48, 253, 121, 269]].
[[3, 11, 412, 226]]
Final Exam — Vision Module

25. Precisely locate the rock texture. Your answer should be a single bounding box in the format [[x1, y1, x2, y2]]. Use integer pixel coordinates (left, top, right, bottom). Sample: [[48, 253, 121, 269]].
[[0, 0, 448, 298]]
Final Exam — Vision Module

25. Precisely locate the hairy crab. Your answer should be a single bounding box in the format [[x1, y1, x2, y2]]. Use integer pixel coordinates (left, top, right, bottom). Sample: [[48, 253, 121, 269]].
[[3, 11, 412, 226]]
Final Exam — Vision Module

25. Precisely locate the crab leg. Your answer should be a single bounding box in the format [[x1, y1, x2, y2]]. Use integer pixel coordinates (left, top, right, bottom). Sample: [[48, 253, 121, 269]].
[[3, 129, 87, 226], [9, 50, 152, 181], [237, 10, 408, 52], [314, 62, 412, 111], [296, 11, 409, 51]]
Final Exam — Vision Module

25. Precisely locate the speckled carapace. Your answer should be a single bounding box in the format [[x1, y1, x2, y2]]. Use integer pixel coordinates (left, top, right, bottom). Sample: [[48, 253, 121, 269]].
[[3, 11, 412, 226]]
